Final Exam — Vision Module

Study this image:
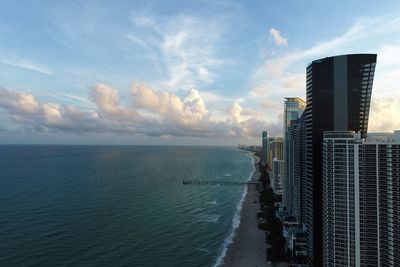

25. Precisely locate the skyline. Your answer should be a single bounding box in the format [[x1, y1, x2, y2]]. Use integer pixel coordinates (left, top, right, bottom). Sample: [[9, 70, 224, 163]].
[[1, 1, 400, 145]]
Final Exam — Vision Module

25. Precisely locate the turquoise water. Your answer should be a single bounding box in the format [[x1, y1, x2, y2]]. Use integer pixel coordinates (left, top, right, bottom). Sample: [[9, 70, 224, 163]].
[[0, 146, 253, 267]]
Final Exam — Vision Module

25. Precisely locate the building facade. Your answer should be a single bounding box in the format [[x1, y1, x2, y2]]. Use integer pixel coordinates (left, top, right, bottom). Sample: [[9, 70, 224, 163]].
[[261, 131, 285, 194], [322, 131, 400, 267], [283, 97, 306, 218], [269, 137, 284, 194], [262, 131, 269, 167], [304, 54, 377, 265], [272, 137, 284, 161], [271, 159, 284, 195]]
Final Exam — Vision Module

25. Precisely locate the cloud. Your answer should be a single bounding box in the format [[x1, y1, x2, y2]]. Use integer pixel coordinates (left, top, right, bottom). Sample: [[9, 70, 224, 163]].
[[0, 85, 137, 134], [0, 88, 40, 113], [371, 45, 400, 100], [125, 33, 148, 47], [90, 84, 138, 121], [241, 108, 263, 117], [160, 16, 220, 88], [369, 98, 400, 132], [282, 74, 304, 90], [131, 16, 159, 29], [198, 67, 214, 83], [259, 99, 280, 111], [62, 93, 93, 105], [0, 59, 52, 75], [262, 16, 400, 81], [269, 28, 288, 46], [0, 87, 64, 129], [227, 102, 242, 124], [0, 84, 280, 138], [249, 82, 275, 96], [132, 83, 210, 128], [41, 103, 62, 125], [128, 14, 223, 90], [225, 101, 280, 137]]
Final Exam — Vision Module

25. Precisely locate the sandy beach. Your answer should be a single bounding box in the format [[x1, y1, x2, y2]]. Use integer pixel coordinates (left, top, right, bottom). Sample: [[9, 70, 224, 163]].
[[221, 154, 268, 267]]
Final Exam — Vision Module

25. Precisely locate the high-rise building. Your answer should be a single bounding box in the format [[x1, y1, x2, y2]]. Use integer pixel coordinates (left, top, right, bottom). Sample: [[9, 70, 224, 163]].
[[304, 54, 377, 265], [262, 131, 269, 167], [283, 97, 306, 218], [270, 137, 284, 194], [267, 137, 275, 169], [262, 132, 283, 171], [271, 158, 284, 195], [272, 137, 284, 161], [298, 112, 307, 225], [322, 131, 400, 267]]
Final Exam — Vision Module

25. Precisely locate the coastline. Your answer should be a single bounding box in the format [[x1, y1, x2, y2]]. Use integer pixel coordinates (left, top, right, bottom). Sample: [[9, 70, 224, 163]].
[[220, 153, 268, 267]]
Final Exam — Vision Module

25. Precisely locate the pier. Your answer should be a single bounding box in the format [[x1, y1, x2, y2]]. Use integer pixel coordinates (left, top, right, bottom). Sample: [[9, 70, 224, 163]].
[[182, 180, 262, 186]]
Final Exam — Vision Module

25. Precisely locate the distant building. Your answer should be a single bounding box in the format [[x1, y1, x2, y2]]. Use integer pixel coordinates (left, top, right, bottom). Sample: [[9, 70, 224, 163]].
[[272, 137, 284, 161], [262, 131, 269, 167], [237, 144, 261, 153], [366, 130, 400, 142], [283, 97, 305, 219], [261, 133, 283, 171], [322, 131, 400, 267], [270, 137, 284, 194], [271, 158, 284, 195], [303, 54, 377, 265], [266, 137, 276, 170]]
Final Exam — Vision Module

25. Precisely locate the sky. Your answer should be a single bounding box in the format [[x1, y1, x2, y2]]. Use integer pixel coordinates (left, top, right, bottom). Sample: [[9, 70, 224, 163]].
[[1, 0, 400, 145]]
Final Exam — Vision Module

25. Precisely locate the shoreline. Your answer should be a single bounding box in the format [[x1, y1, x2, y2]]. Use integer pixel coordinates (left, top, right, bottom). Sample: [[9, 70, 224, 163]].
[[220, 153, 268, 267]]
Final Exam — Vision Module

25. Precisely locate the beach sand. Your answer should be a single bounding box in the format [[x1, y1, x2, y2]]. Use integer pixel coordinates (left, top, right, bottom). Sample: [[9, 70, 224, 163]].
[[221, 154, 268, 267]]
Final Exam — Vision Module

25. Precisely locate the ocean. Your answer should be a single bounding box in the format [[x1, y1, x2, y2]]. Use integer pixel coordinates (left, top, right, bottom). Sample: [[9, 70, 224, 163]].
[[0, 145, 254, 267]]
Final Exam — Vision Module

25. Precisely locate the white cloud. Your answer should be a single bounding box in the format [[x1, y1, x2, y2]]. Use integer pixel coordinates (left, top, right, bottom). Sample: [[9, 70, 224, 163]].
[[269, 28, 288, 46], [90, 84, 138, 121], [0, 84, 280, 138], [227, 102, 242, 124], [198, 67, 214, 83], [126, 33, 148, 47], [132, 82, 184, 115], [62, 93, 93, 106], [132, 84, 211, 129], [42, 103, 62, 125], [128, 14, 223, 90], [1, 59, 52, 75], [372, 45, 400, 100], [0, 87, 66, 129], [369, 98, 400, 132], [0, 88, 40, 113]]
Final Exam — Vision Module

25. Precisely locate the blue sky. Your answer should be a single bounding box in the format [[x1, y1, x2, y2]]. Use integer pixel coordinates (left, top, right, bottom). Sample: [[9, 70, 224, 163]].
[[1, 0, 400, 145]]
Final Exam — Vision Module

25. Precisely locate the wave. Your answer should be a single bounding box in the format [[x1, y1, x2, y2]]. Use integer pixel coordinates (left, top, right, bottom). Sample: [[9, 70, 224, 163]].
[[195, 247, 210, 253], [212, 152, 255, 267], [206, 201, 217, 205], [199, 214, 221, 223]]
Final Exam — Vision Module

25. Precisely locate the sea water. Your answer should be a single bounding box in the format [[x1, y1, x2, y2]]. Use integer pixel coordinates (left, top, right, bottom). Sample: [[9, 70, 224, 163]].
[[0, 146, 254, 267]]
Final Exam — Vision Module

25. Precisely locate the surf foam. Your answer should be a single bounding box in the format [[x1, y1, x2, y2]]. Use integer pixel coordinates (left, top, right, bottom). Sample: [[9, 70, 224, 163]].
[[212, 152, 256, 267]]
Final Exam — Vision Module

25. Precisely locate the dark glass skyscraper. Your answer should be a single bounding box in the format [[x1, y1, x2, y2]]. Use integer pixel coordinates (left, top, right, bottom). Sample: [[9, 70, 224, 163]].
[[304, 54, 377, 266]]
